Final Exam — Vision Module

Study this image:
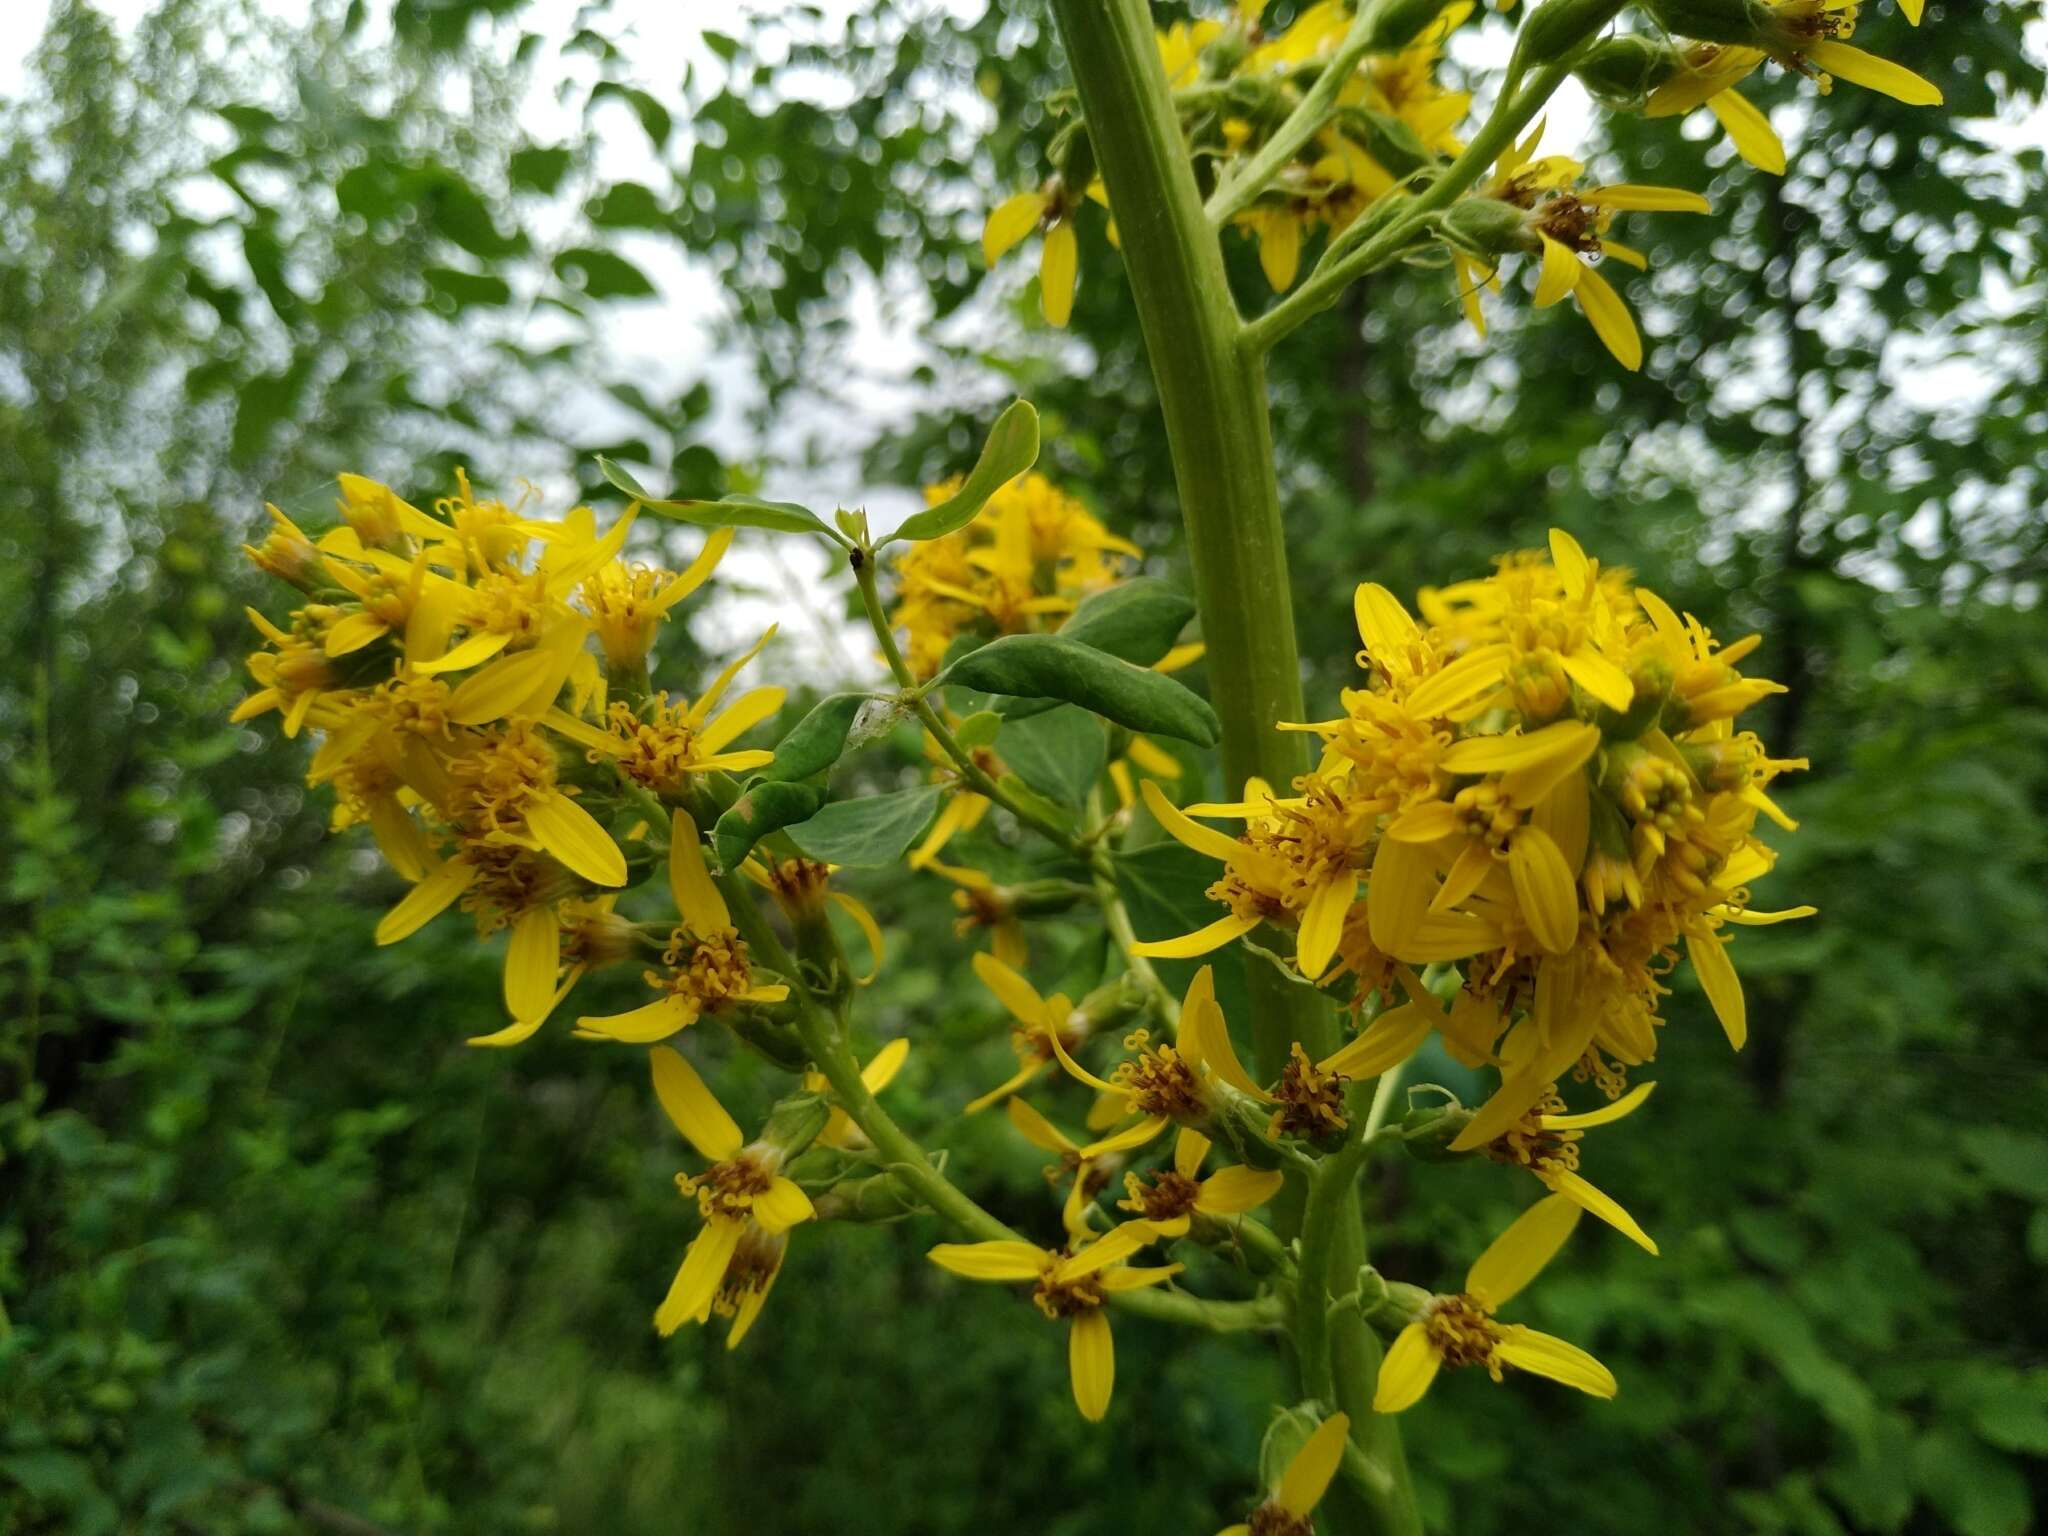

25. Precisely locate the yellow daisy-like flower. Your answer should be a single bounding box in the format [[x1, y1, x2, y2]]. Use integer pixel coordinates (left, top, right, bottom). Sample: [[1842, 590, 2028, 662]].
[[1481, 1081, 1660, 1253], [984, 185, 1081, 327], [1373, 1194, 1617, 1412], [1215, 1410, 1352, 1536], [927, 1218, 1179, 1422], [648, 1044, 816, 1345], [574, 810, 790, 1044], [963, 951, 1094, 1113], [1117, 1126, 1284, 1237]]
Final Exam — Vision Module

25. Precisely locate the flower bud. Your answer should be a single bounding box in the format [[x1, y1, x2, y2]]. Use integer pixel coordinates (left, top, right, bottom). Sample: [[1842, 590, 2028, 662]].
[[1398, 1100, 1477, 1161], [1440, 196, 1535, 259], [811, 1169, 925, 1223], [1575, 33, 1683, 110], [1512, 0, 1630, 73], [1638, 0, 1779, 48], [761, 1091, 832, 1159]]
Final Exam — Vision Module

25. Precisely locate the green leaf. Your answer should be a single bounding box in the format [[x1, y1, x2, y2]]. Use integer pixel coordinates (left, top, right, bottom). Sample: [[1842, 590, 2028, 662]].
[[995, 705, 1106, 810], [1000, 578, 1197, 720], [881, 400, 1039, 545], [424, 266, 512, 309], [765, 693, 872, 782], [787, 785, 944, 868], [554, 247, 657, 299], [509, 144, 573, 194], [597, 457, 842, 542], [1913, 1428, 2031, 1536], [1056, 578, 1196, 666], [941, 634, 1220, 745], [591, 81, 673, 150], [713, 782, 828, 872], [586, 180, 668, 229]]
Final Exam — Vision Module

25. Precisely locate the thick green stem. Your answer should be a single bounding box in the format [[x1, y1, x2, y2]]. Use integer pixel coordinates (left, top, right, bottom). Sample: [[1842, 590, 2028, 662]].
[[1046, 2, 1418, 1529]]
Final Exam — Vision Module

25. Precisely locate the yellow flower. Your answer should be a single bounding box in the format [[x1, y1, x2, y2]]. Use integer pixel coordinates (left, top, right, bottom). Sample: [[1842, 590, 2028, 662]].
[[579, 526, 733, 670], [927, 1219, 1180, 1421], [1117, 1126, 1283, 1237], [983, 186, 1081, 326], [963, 951, 1093, 1113], [1481, 1081, 1659, 1253], [466, 892, 642, 1047], [560, 626, 783, 796], [1373, 1194, 1616, 1411], [922, 860, 1030, 968], [1004, 1096, 1126, 1239], [648, 1045, 816, 1345], [575, 811, 789, 1043], [1215, 1410, 1352, 1536], [1646, 0, 1940, 143], [1452, 126, 1713, 371], [1042, 965, 1267, 1152]]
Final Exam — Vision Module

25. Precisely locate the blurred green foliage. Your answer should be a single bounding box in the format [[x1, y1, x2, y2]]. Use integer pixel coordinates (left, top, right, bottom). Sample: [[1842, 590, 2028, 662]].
[[3, 1, 2045, 1534]]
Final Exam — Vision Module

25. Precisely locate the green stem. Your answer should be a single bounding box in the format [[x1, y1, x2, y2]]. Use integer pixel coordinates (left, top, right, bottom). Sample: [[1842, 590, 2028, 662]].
[[1294, 1137, 1371, 1404], [1243, 63, 1572, 354], [851, 553, 1082, 855], [1047, 2, 1418, 1529]]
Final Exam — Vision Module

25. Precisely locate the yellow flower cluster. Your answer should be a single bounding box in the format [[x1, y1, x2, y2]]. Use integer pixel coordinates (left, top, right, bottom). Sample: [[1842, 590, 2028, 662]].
[[1134, 529, 1809, 1230], [233, 472, 786, 1046]]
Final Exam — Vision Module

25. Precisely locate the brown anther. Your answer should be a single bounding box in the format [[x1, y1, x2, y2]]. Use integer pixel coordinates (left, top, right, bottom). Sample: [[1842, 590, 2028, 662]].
[[1268, 1042, 1349, 1141]]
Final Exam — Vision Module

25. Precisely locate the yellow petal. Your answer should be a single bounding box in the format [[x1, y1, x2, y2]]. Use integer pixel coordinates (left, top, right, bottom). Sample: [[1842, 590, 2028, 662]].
[[1194, 1165, 1285, 1216], [1572, 262, 1642, 371], [1507, 824, 1579, 954], [1318, 1001, 1432, 1080], [1371, 1322, 1442, 1413], [1452, 252, 1488, 339], [1706, 89, 1786, 175], [322, 611, 389, 658], [1442, 720, 1599, 778], [984, 190, 1046, 265], [697, 686, 786, 755], [1040, 221, 1078, 327], [650, 1045, 745, 1161], [374, 859, 475, 945], [1465, 1192, 1581, 1308], [1368, 834, 1437, 958], [1296, 874, 1356, 980], [1140, 778, 1245, 864], [1528, 767, 1590, 876], [971, 950, 1048, 1027], [1257, 212, 1301, 292], [1277, 1411, 1350, 1518], [1174, 1127, 1211, 1180], [753, 1175, 816, 1234], [928, 1240, 1049, 1281], [1540, 1080, 1655, 1130], [1388, 799, 1460, 843], [1557, 645, 1636, 713], [654, 1220, 742, 1335], [1533, 234, 1583, 309], [1543, 1165, 1658, 1255], [1354, 582, 1421, 656], [504, 907, 561, 1022], [1056, 1220, 1160, 1281], [1080, 1115, 1170, 1160], [1069, 1309, 1115, 1422], [1402, 644, 1511, 718], [859, 1035, 910, 1094], [525, 793, 628, 887], [1548, 527, 1591, 595], [445, 647, 559, 726], [1494, 1325, 1618, 1398], [1584, 183, 1710, 213], [577, 995, 693, 1044], [1687, 925, 1747, 1048], [668, 809, 730, 932], [1128, 912, 1260, 959], [1006, 1095, 1079, 1155], [1806, 41, 1942, 107], [411, 629, 512, 675]]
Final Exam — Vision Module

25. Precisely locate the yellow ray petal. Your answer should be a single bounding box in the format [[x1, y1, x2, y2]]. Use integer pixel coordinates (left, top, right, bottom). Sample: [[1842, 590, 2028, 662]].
[[1572, 263, 1642, 372], [1507, 824, 1579, 954], [928, 1240, 1050, 1281], [972, 950, 1049, 1026], [1140, 778, 1246, 864], [1277, 1412, 1351, 1518], [525, 793, 628, 888], [753, 1175, 816, 1234], [984, 190, 1047, 265], [1540, 1080, 1655, 1130], [1533, 234, 1583, 309], [650, 1045, 745, 1161], [1296, 873, 1356, 980], [1806, 41, 1941, 107], [1494, 1325, 1618, 1397], [1069, 1309, 1115, 1421], [374, 859, 475, 945], [1006, 1095, 1080, 1155], [669, 809, 730, 933], [1465, 1192, 1581, 1308], [1194, 1164, 1285, 1216], [1040, 221, 1078, 327], [1687, 925, 1747, 1048], [1706, 89, 1786, 175], [655, 1220, 742, 1335], [1371, 1322, 1441, 1413], [1542, 1165, 1658, 1254], [504, 906, 561, 1022]]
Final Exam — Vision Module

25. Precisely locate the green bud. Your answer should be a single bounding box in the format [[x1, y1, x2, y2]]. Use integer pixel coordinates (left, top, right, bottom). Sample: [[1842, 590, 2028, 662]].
[[1638, 0, 1780, 48], [1363, 0, 1456, 53], [1574, 33, 1683, 110], [833, 506, 871, 545], [1077, 971, 1149, 1033], [1440, 196, 1533, 259], [1398, 1100, 1477, 1161], [1512, 0, 1631, 73], [761, 1091, 832, 1158]]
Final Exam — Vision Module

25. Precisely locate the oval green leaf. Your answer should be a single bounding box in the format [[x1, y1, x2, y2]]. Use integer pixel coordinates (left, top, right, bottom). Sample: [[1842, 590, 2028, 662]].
[[881, 399, 1039, 546], [764, 692, 873, 782], [941, 634, 1220, 745], [597, 455, 844, 544], [713, 781, 829, 872], [786, 784, 945, 868]]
